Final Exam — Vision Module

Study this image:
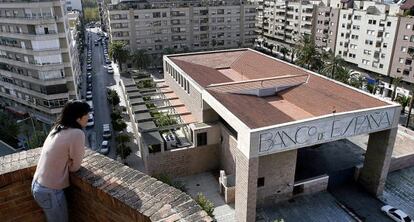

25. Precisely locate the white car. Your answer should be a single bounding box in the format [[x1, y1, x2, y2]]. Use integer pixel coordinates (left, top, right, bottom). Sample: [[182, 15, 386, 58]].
[[107, 66, 114, 74], [381, 205, 413, 222], [86, 91, 92, 100], [99, 141, 110, 155], [87, 113, 94, 128], [102, 124, 112, 139]]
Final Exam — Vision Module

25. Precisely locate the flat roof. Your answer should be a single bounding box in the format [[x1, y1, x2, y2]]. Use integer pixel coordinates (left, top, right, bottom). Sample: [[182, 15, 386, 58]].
[[168, 49, 392, 129]]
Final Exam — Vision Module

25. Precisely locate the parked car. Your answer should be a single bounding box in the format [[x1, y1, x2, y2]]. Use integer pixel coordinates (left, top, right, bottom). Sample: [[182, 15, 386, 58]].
[[381, 205, 413, 222], [87, 83, 92, 91], [102, 124, 111, 139], [86, 64, 92, 71], [99, 141, 110, 155], [94, 40, 98, 46], [87, 113, 94, 128], [86, 91, 92, 100], [106, 59, 111, 64], [107, 66, 114, 74], [87, 100, 94, 113]]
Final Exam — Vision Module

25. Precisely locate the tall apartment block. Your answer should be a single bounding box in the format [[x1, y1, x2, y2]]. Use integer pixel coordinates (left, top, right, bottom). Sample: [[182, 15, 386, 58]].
[[335, 1, 400, 78], [256, 0, 318, 53], [314, 2, 340, 52], [0, 0, 80, 123], [389, 15, 414, 84], [106, 0, 256, 61]]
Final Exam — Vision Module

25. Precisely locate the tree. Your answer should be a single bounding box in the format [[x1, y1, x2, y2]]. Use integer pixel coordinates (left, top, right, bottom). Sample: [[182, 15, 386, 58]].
[[131, 49, 151, 70], [396, 95, 411, 114], [109, 41, 129, 71], [348, 73, 365, 89], [321, 51, 345, 79], [294, 34, 321, 71], [391, 77, 403, 101], [27, 131, 47, 149], [115, 133, 131, 161], [107, 89, 120, 106], [83, 7, 99, 23], [279, 46, 289, 61], [0, 111, 19, 147], [334, 66, 352, 84], [112, 119, 127, 132]]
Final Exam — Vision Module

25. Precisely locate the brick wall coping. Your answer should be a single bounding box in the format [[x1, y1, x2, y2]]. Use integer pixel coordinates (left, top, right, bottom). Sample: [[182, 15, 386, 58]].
[[0, 148, 212, 221]]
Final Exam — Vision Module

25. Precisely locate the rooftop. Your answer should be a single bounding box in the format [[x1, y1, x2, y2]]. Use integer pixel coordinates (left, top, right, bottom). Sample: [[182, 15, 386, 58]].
[[168, 49, 392, 129]]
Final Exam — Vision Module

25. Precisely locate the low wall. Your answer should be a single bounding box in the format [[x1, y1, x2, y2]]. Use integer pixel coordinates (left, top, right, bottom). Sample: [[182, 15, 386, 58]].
[[389, 154, 414, 172], [146, 145, 220, 177], [0, 148, 212, 222], [293, 175, 329, 197]]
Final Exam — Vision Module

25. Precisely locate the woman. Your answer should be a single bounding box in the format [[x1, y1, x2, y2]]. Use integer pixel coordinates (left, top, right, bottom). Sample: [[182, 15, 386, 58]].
[[32, 100, 90, 222]]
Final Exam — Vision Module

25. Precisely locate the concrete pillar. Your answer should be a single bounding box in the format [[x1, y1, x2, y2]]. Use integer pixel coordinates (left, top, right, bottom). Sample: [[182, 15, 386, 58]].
[[359, 127, 397, 196], [235, 150, 258, 222]]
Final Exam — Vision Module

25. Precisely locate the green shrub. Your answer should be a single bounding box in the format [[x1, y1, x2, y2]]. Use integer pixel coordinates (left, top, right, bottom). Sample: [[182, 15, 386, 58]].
[[195, 193, 214, 217], [154, 174, 187, 192]]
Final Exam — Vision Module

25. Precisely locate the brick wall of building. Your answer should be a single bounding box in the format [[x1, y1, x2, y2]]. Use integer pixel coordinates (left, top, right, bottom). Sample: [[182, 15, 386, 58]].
[[0, 148, 212, 222], [146, 144, 220, 178], [235, 148, 258, 222], [256, 150, 297, 205]]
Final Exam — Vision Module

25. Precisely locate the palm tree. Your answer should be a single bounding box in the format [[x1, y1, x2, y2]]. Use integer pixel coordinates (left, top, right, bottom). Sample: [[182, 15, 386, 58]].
[[131, 49, 151, 70], [109, 41, 129, 71], [396, 95, 411, 114], [391, 76, 403, 101], [334, 66, 352, 84], [295, 34, 321, 71], [321, 52, 345, 79], [279, 46, 289, 61], [349, 73, 365, 89]]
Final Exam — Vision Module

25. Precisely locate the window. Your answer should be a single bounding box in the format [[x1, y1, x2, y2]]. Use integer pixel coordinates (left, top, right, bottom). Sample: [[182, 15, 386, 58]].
[[397, 68, 401, 73], [407, 24, 412, 29], [387, 21, 391, 26], [385, 33, 390, 38], [402, 47, 407, 52], [403, 69, 410, 76], [383, 43, 388, 48], [404, 35, 409, 40], [400, 58, 405, 63], [411, 35, 414, 42], [197, 132, 207, 146], [257, 177, 265, 187]]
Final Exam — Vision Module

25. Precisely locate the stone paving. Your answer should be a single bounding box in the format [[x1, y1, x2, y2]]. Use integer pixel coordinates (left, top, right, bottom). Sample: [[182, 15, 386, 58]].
[[257, 192, 355, 222], [382, 166, 414, 217], [177, 172, 235, 222]]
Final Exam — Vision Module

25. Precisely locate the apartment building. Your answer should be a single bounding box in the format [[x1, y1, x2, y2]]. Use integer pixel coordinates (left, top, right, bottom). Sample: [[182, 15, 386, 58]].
[[314, 2, 340, 52], [106, 0, 256, 62], [66, 0, 82, 11], [389, 16, 414, 84], [0, 0, 80, 123], [256, 0, 318, 54], [335, 1, 400, 77]]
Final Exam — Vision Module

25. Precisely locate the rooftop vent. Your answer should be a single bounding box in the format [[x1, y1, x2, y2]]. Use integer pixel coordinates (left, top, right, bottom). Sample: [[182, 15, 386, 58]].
[[207, 74, 309, 97]]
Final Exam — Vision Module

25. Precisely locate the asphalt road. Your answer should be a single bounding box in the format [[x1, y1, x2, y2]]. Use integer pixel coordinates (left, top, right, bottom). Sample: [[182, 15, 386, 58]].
[[82, 27, 116, 159]]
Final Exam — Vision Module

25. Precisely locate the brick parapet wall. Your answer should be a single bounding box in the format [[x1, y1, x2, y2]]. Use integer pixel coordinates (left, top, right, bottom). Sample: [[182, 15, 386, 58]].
[[0, 148, 212, 222]]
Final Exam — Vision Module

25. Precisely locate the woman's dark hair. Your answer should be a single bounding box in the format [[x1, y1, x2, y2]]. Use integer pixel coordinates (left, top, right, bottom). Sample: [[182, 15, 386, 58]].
[[51, 100, 91, 135]]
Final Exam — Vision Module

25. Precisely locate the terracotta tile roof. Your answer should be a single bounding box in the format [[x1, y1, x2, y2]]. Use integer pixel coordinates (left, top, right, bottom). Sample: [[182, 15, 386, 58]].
[[171, 58, 232, 87], [170, 50, 245, 69], [170, 50, 392, 129]]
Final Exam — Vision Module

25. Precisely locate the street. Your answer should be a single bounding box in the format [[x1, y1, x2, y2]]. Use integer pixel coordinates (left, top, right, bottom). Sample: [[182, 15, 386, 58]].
[[81, 27, 117, 159]]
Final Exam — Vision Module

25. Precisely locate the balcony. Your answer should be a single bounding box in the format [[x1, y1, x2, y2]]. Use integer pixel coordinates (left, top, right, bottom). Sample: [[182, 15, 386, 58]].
[[0, 68, 67, 86], [0, 80, 69, 100], [0, 90, 63, 114], [0, 44, 63, 56], [0, 55, 66, 71], [0, 31, 60, 41], [0, 15, 62, 25], [0, 148, 212, 221]]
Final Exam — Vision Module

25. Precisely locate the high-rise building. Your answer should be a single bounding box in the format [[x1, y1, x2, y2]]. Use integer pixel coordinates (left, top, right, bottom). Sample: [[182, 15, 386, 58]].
[[335, 1, 401, 77], [255, 0, 321, 57], [314, 2, 340, 52], [106, 0, 257, 65], [0, 0, 81, 123]]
